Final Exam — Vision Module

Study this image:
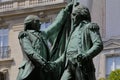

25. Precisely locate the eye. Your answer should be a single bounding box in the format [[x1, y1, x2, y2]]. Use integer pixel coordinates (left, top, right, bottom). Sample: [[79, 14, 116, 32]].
[[72, 13, 76, 16], [36, 20, 39, 22], [34, 20, 39, 23]]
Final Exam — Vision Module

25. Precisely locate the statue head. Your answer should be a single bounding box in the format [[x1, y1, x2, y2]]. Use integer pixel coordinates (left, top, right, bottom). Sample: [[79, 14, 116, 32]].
[[72, 5, 91, 24], [24, 15, 41, 31]]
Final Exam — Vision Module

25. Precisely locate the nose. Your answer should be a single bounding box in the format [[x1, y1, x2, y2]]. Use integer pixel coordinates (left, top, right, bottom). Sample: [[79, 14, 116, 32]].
[[71, 13, 76, 21], [71, 13, 75, 19], [39, 22, 42, 25]]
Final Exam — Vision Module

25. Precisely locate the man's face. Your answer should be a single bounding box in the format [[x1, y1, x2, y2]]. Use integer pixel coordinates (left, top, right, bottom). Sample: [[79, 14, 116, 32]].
[[71, 8, 82, 25], [31, 19, 41, 31]]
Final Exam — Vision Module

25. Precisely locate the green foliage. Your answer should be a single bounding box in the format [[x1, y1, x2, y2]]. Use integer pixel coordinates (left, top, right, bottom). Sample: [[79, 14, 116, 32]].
[[108, 69, 120, 80], [99, 77, 106, 80]]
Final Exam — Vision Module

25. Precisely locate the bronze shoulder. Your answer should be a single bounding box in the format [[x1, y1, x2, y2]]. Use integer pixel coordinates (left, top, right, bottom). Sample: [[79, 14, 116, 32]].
[[87, 23, 99, 30], [18, 31, 29, 39]]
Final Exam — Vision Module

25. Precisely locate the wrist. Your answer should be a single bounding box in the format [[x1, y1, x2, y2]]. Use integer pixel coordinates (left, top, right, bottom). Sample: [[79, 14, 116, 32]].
[[77, 54, 83, 62], [41, 63, 46, 69]]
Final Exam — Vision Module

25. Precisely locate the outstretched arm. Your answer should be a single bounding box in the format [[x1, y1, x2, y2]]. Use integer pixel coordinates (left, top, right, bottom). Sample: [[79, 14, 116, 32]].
[[44, 3, 73, 44]]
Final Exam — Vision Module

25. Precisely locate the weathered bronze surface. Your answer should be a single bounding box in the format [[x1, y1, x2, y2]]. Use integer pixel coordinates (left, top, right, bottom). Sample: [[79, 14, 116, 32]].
[[17, 2, 103, 80]]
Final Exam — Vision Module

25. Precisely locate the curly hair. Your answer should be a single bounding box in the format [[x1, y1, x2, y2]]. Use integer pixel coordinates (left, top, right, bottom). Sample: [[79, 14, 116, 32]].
[[74, 5, 91, 22], [24, 15, 40, 31]]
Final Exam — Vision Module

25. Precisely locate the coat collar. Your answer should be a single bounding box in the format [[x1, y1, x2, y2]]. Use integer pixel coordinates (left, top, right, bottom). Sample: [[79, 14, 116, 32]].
[[78, 20, 89, 28], [81, 20, 89, 25], [26, 30, 41, 33]]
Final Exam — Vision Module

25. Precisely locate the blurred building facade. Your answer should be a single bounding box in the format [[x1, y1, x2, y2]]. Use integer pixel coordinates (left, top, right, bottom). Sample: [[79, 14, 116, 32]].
[[0, 0, 120, 80]]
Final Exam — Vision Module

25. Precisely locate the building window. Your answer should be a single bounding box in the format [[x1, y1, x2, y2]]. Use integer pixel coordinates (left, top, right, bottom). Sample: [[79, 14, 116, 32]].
[[0, 0, 12, 2], [0, 72, 5, 80], [0, 29, 9, 59], [40, 22, 51, 47], [40, 22, 51, 31], [106, 56, 120, 77]]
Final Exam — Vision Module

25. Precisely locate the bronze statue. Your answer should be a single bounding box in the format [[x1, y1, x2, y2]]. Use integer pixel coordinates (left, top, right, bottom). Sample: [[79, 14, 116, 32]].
[[17, 15, 52, 80], [53, 4, 103, 80], [17, 3, 73, 80], [17, 1, 103, 80]]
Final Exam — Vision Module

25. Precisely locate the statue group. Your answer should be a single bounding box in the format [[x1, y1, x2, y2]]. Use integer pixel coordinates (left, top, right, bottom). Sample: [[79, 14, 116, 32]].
[[17, 1, 103, 80]]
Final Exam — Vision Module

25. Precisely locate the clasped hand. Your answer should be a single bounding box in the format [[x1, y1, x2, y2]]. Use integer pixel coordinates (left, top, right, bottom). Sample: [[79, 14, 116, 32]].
[[70, 54, 87, 64], [42, 61, 56, 72]]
